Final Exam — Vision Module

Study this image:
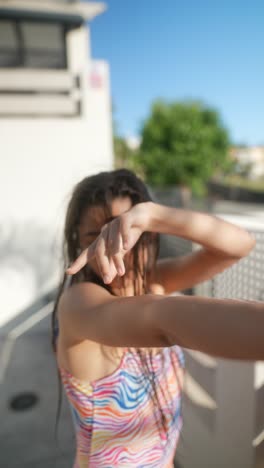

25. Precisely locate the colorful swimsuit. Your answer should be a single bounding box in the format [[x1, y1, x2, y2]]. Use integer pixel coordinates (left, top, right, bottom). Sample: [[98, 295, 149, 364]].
[[56, 330, 185, 467]]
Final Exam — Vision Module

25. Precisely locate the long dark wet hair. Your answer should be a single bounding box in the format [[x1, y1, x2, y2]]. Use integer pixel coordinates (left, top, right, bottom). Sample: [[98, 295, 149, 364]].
[[51, 168, 183, 449]]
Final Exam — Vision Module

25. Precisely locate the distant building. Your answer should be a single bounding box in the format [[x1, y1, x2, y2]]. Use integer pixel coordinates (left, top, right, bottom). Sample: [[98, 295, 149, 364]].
[[0, 0, 113, 324], [230, 145, 264, 179], [125, 135, 141, 151]]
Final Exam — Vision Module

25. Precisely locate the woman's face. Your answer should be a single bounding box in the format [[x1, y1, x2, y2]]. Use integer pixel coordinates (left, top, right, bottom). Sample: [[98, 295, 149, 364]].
[[77, 196, 139, 285]]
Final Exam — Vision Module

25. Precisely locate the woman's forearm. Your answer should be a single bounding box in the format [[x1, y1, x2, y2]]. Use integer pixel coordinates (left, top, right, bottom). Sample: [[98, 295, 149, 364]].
[[150, 294, 264, 360], [146, 202, 256, 258]]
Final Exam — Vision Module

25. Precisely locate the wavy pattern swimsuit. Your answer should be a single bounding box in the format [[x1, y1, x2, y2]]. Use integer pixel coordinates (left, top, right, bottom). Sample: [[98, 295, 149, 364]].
[[56, 332, 185, 468]]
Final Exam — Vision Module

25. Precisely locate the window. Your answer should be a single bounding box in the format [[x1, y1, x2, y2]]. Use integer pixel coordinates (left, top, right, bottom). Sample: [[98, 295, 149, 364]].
[[0, 19, 67, 69], [0, 20, 18, 67], [21, 22, 66, 68]]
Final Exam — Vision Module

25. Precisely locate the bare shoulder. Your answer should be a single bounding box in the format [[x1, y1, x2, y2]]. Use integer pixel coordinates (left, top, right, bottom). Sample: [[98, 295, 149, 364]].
[[59, 281, 117, 312], [57, 281, 117, 343], [57, 281, 163, 356]]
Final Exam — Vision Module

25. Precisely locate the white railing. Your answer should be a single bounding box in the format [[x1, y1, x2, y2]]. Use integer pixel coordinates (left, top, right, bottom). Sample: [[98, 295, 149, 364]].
[[177, 214, 264, 468]]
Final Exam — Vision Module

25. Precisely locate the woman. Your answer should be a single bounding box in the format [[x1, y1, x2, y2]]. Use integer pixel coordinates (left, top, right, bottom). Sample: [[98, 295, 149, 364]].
[[52, 168, 259, 467]]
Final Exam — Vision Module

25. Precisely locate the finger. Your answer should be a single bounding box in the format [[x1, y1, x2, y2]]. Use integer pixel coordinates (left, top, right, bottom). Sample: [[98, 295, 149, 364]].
[[113, 251, 125, 276], [119, 215, 131, 250], [105, 221, 115, 257], [65, 241, 97, 275], [106, 222, 125, 276], [106, 257, 119, 283], [66, 244, 94, 275], [111, 227, 126, 276], [100, 223, 108, 233], [96, 232, 112, 283]]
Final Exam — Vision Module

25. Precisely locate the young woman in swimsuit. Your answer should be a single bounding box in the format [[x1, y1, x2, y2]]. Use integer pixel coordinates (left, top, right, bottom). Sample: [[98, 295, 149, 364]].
[[52, 168, 261, 467]]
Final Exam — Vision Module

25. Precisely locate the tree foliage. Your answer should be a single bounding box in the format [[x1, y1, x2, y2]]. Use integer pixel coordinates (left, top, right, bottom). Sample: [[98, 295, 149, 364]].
[[114, 136, 132, 169], [135, 100, 234, 196]]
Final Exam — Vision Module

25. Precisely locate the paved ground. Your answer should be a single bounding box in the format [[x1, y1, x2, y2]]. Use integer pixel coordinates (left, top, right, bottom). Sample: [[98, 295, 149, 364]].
[[0, 306, 76, 468]]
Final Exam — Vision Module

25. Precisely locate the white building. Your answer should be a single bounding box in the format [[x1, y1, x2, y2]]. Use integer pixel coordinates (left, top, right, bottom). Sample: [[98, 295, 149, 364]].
[[0, 1, 113, 324], [231, 146, 264, 179]]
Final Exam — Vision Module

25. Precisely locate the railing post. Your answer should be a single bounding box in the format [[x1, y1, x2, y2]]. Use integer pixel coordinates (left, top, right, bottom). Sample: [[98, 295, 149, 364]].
[[215, 359, 255, 468]]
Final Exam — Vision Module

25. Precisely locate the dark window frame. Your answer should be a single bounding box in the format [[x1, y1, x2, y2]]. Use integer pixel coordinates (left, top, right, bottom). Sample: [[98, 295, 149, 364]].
[[0, 18, 68, 69]]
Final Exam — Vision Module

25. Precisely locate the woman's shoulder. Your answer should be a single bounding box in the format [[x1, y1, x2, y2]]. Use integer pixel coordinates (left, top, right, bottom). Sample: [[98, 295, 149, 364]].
[[56, 281, 115, 346], [57, 280, 179, 357], [58, 280, 116, 317], [61, 279, 112, 299]]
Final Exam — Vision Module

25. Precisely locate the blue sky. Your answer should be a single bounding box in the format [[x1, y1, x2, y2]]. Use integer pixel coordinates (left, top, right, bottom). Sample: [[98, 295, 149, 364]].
[[90, 0, 264, 145]]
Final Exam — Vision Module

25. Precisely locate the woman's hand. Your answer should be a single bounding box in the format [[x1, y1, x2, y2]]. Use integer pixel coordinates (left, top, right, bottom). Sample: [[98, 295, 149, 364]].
[[66, 201, 153, 283]]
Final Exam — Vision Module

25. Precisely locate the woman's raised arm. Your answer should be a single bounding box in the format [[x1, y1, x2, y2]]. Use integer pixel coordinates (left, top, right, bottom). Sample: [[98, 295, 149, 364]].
[[66, 202, 256, 284], [147, 201, 256, 257]]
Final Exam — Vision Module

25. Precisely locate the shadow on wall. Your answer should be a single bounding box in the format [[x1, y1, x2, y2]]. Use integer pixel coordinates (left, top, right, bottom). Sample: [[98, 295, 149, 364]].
[[0, 220, 61, 326]]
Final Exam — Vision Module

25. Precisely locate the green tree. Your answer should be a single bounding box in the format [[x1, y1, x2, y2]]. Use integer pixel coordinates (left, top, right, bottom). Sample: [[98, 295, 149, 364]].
[[114, 136, 135, 170], [112, 102, 138, 170], [135, 99, 234, 199]]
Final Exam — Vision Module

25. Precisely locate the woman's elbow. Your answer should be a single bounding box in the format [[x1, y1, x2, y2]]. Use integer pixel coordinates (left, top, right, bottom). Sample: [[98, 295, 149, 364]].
[[240, 234, 256, 258]]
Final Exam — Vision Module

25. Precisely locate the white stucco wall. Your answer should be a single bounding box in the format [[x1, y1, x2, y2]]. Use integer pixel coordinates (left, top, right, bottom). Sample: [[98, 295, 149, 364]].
[[0, 23, 113, 325]]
